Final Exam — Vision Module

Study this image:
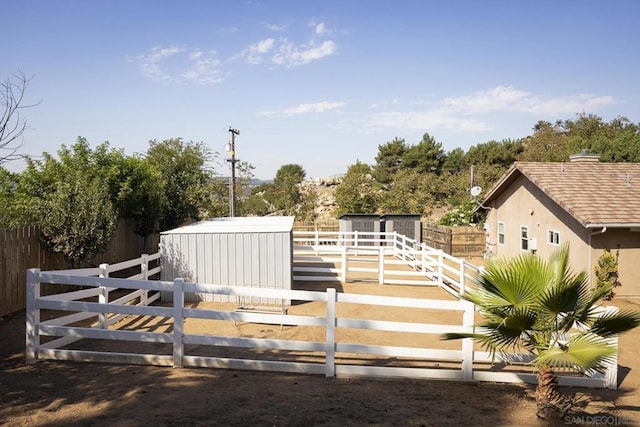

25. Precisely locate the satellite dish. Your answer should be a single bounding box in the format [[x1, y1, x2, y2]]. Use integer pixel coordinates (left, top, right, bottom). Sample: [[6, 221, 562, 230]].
[[470, 186, 483, 197]]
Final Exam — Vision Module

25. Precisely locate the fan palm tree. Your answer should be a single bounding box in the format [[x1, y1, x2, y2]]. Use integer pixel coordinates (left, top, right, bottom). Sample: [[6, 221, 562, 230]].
[[443, 244, 640, 419]]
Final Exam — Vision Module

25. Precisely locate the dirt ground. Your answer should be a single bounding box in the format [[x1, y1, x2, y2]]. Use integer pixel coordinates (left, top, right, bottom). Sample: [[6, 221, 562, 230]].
[[1, 279, 639, 427]]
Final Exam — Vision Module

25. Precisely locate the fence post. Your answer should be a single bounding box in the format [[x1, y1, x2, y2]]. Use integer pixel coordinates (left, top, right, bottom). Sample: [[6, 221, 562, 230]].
[[173, 278, 185, 368], [402, 234, 407, 261], [461, 300, 475, 380], [99, 263, 109, 329], [459, 260, 466, 295], [314, 230, 319, 255], [141, 254, 149, 306], [604, 306, 619, 389], [437, 250, 444, 287], [325, 288, 336, 377], [26, 268, 41, 364], [341, 246, 348, 282], [378, 246, 385, 284]]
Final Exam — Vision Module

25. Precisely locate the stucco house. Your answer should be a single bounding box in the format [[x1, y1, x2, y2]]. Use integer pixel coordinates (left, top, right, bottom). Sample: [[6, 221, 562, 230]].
[[479, 154, 640, 296]]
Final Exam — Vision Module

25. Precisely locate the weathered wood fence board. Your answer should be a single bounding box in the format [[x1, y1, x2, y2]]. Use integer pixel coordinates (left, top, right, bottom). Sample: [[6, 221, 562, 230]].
[[421, 222, 484, 258], [293, 220, 340, 232], [0, 220, 159, 317]]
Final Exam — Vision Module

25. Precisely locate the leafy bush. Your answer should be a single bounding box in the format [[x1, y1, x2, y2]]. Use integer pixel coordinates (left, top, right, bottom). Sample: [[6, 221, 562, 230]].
[[594, 248, 620, 300], [437, 200, 484, 227]]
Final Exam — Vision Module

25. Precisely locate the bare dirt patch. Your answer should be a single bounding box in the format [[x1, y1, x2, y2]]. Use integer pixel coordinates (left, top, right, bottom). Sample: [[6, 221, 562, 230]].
[[1, 281, 639, 426]]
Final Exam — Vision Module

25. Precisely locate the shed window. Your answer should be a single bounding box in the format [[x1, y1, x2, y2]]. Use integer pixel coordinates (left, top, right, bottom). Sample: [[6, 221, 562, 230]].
[[520, 226, 529, 251], [498, 222, 505, 245], [548, 230, 560, 245]]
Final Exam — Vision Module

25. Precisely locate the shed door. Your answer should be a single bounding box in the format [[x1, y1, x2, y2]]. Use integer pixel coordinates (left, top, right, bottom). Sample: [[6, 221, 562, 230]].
[[393, 220, 416, 240]]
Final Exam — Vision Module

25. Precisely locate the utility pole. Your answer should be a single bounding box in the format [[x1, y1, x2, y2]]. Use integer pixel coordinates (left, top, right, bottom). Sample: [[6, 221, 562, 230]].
[[226, 127, 240, 217]]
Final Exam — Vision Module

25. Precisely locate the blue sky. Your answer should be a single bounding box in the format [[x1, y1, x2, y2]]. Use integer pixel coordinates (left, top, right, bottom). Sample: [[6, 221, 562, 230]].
[[3, 0, 639, 180]]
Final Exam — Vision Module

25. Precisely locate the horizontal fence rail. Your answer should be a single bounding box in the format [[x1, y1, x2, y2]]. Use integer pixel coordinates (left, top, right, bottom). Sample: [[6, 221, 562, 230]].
[[292, 230, 482, 296], [26, 248, 618, 389]]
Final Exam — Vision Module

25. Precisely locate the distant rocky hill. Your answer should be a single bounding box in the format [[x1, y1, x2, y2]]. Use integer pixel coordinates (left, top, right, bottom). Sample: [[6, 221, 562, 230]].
[[300, 175, 342, 221]]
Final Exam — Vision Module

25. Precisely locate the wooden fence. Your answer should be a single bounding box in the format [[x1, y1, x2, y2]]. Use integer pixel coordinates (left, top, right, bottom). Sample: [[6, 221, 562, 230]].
[[0, 220, 159, 317], [293, 220, 340, 232], [421, 222, 485, 258]]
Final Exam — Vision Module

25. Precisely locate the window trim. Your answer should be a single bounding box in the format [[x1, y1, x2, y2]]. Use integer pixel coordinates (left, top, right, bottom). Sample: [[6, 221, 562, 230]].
[[548, 229, 560, 246], [498, 221, 505, 245], [520, 225, 529, 251]]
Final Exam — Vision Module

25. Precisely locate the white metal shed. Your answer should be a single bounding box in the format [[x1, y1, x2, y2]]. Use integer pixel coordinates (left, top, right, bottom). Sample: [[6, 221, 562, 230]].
[[160, 216, 294, 306]]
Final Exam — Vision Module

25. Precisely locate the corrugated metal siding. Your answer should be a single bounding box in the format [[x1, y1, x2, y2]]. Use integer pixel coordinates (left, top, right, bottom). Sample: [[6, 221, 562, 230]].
[[161, 226, 292, 306]]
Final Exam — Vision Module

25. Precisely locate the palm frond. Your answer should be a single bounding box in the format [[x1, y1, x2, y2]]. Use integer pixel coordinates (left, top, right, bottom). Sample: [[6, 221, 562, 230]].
[[446, 244, 640, 377], [474, 253, 545, 310], [534, 333, 617, 370], [589, 310, 640, 337]]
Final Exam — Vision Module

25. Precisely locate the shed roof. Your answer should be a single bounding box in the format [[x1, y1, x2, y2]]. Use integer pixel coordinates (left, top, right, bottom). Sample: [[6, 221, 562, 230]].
[[482, 161, 640, 228], [161, 216, 295, 234], [339, 214, 380, 219]]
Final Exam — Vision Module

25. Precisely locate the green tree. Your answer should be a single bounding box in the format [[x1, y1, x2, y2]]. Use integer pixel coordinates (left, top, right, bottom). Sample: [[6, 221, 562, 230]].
[[116, 155, 163, 239], [518, 114, 640, 163], [262, 164, 307, 216], [146, 138, 215, 230], [373, 137, 408, 184], [334, 161, 377, 216], [520, 121, 570, 162], [565, 114, 640, 162], [377, 169, 434, 215], [0, 167, 33, 227], [40, 171, 116, 265], [444, 245, 640, 419], [402, 133, 445, 174], [442, 147, 466, 174], [465, 139, 524, 168]]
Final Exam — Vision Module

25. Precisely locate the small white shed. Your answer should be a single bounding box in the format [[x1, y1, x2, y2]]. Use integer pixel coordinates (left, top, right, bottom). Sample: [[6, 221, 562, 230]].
[[160, 216, 294, 307]]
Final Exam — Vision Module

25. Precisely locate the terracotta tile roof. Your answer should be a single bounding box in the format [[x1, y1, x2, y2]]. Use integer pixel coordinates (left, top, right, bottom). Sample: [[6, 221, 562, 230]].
[[483, 161, 640, 227]]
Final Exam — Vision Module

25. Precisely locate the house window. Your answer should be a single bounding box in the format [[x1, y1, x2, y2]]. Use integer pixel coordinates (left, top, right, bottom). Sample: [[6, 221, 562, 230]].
[[548, 230, 560, 245], [520, 226, 529, 251], [498, 222, 505, 245]]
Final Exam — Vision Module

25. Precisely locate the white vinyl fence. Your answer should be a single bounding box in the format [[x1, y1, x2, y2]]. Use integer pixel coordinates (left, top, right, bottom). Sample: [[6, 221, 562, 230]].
[[293, 230, 483, 296], [24, 234, 618, 389]]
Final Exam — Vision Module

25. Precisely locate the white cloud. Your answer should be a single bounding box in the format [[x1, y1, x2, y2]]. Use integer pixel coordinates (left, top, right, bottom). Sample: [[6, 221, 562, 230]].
[[367, 110, 493, 132], [261, 101, 345, 117], [136, 46, 224, 85], [182, 49, 224, 84], [314, 22, 326, 36], [362, 86, 616, 134], [237, 38, 275, 64], [267, 23, 288, 32], [272, 39, 337, 67], [136, 46, 186, 83], [442, 86, 615, 115]]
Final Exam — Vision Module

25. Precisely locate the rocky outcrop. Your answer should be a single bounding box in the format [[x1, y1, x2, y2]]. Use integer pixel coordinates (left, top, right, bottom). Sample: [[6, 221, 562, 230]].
[[300, 175, 342, 221]]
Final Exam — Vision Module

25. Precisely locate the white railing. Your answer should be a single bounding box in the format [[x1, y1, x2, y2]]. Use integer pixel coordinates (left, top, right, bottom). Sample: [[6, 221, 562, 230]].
[[27, 270, 476, 379], [30, 253, 161, 350], [25, 240, 618, 389], [293, 230, 483, 295]]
